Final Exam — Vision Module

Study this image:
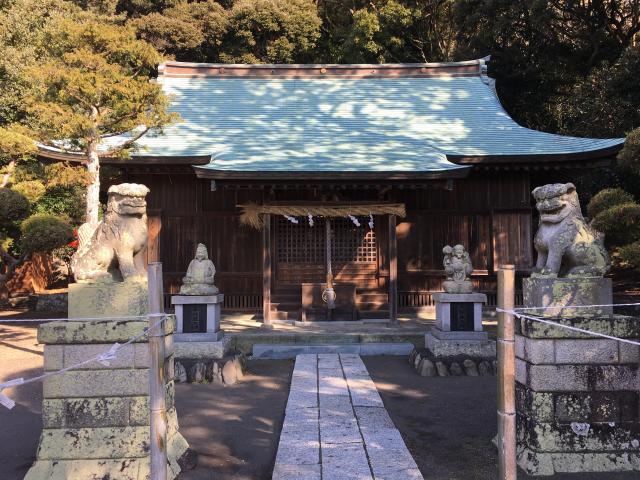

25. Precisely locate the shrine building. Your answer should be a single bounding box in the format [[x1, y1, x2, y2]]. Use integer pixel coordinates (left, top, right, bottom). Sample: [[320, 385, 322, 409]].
[[40, 58, 624, 323]]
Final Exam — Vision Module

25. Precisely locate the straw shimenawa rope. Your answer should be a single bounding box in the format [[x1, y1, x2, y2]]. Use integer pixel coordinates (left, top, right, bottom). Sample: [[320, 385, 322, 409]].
[[238, 203, 406, 229]]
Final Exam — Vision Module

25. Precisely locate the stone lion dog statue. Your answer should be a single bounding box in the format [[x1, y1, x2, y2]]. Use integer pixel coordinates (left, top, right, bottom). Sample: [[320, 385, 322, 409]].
[[71, 183, 150, 282], [532, 182, 609, 278]]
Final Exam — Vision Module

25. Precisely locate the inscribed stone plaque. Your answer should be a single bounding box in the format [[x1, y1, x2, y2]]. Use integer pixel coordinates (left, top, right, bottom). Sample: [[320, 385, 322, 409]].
[[183, 304, 207, 333], [450, 302, 474, 331]]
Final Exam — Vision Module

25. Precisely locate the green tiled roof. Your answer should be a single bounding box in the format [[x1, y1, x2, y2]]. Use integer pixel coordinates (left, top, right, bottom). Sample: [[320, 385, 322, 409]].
[[99, 61, 623, 175]]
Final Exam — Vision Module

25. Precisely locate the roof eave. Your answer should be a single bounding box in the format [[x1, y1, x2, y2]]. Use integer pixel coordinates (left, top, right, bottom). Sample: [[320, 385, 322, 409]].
[[192, 166, 472, 181], [450, 144, 623, 165]]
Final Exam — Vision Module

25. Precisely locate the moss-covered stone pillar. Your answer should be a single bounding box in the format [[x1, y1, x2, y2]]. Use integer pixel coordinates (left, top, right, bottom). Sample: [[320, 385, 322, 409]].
[[24, 313, 190, 479], [516, 314, 640, 475]]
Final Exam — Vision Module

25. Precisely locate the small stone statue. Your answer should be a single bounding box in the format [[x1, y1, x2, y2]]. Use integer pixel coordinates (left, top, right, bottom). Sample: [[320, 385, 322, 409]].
[[442, 244, 474, 294], [71, 183, 149, 282], [180, 243, 218, 295], [532, 183, 609, 277]]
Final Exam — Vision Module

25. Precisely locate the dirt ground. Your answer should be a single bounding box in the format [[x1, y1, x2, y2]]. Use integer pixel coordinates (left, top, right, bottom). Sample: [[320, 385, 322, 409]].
[[1, 321, 638, 480], [176, 360, 293, 480], [364, 356, 638, 480]]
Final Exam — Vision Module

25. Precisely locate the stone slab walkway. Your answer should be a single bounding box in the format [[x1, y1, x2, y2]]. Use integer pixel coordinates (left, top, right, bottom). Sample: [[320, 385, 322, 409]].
[[272, 354, 423, 480]]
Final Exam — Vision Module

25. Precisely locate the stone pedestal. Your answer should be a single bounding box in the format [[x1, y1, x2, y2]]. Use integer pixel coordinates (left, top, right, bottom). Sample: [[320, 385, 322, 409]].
[[68, 279, 148, 319], [516, 314, 640, 476], [426, 292, 495, 359], [24, 307, 191, 479], [523, 276, 613, 317], [433, 292, 488, 340], [171, 294, 224, 342], [171, 294, 229, 359]]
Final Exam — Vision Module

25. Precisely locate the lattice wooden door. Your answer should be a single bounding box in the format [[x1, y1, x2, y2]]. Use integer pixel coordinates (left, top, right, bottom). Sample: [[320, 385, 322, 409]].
[[274, 216, 377, 284]]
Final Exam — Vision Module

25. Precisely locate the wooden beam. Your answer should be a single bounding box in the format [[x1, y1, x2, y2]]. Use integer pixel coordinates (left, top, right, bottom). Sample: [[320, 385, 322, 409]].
[[262, 214, 272, 326], [388, 215, 398, 323]]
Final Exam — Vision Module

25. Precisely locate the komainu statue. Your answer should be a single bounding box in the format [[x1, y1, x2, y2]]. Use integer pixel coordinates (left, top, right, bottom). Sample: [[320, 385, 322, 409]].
[[71, 183, 150, 282], [532, 183, 609, 277], [442, 244, 474, 294]]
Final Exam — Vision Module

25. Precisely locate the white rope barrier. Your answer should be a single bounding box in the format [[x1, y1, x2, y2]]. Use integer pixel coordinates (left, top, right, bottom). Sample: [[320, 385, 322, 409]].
[[0, 314, 151, 324], [496, 305, 640, 347], [0, 313, 168, 410], [514, 302, 640, 312]]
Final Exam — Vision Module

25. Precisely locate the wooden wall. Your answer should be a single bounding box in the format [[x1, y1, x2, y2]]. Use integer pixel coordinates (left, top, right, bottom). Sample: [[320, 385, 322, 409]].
[[123, 168, 534, 307]]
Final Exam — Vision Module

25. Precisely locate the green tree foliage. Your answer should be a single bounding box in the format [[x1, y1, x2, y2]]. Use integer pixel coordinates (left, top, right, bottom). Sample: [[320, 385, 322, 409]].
[[453, 0, 640, 132], [133, 0, 228, 61], [325, 0, 457, 63], [0, 0, 77, 129], [131, 0, 320, 63], [222, 0, 321, 63], [557, 46, 640, 137], [4, 7, 176, 225]]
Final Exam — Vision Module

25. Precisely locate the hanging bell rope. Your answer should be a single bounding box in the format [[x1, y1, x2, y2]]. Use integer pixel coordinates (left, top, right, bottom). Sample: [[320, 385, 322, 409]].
[[237, 202, 406, 229]]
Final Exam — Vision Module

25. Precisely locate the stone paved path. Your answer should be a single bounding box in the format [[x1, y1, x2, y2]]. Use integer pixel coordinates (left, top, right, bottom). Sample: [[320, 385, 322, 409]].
[[272, 354, 423, 480]]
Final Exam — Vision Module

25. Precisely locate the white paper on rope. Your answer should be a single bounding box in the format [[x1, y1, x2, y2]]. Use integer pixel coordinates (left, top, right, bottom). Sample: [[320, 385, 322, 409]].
[[0, 378, 25, 410]]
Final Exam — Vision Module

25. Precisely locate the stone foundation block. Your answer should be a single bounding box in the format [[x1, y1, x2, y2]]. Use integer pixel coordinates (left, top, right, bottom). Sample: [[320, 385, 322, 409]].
[[24, 458, 145, 480], [554, 339, 618, 364], [37, 426, 150, 460], [523, 276, 612, 317], [425, 332, 495, 359], [174, 335, 231, 360], [43, 369, 150, 398], [518, 418, 640, 452], [516, 337, 555, 364], [523, 364, 640, 392], [519, 315, 640, 340], [42, 397, 130, 429], [68, 279, 148, 318], [515, 387, 554, 423], [517, 449, 640, 476], [38, 317, 176, 345]]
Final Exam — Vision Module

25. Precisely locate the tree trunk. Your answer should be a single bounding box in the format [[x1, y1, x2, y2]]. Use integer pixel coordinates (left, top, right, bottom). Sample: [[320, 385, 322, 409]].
[[86, 107, 101, 226], [0, 245, 28, 302], [0, 159, 16, 188], [85, 142, 101, 225]]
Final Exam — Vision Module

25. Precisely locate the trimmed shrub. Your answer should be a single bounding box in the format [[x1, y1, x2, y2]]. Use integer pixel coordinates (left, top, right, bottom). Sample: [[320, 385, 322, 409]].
[[617, 241, 640, 271], [12, 180, 46, 203], [587, 188, 635, 219], [0, 188, 30, 228], [618, 128, 640, 176], [20, 214, 73, 253], [591, 202, 640, 246]]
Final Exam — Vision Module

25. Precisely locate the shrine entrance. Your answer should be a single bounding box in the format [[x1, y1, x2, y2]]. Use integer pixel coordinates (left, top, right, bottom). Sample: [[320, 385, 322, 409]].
[[273, 216, 379, 321], [238, 202, 405, 324]]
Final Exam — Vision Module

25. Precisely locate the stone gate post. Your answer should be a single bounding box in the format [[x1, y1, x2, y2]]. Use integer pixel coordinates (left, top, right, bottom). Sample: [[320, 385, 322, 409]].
[[516, 314, 640, 475], [24, 282, 191, 479]]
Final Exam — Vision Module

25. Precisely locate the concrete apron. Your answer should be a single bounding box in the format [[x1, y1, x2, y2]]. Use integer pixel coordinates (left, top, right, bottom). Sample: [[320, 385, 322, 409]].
[[273, 354, 423, 479]]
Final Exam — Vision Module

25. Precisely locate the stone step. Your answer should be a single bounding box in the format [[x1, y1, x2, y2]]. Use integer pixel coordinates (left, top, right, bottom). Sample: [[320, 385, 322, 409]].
[[252, 342, 414, 359]]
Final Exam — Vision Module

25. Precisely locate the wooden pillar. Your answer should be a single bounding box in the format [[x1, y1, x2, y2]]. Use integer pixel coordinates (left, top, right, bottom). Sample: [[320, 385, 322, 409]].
[[147, 262, 168, 480], [262, 214, 272, 326], [497, 265, 516, 480], [388, 214, 398, 323]]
